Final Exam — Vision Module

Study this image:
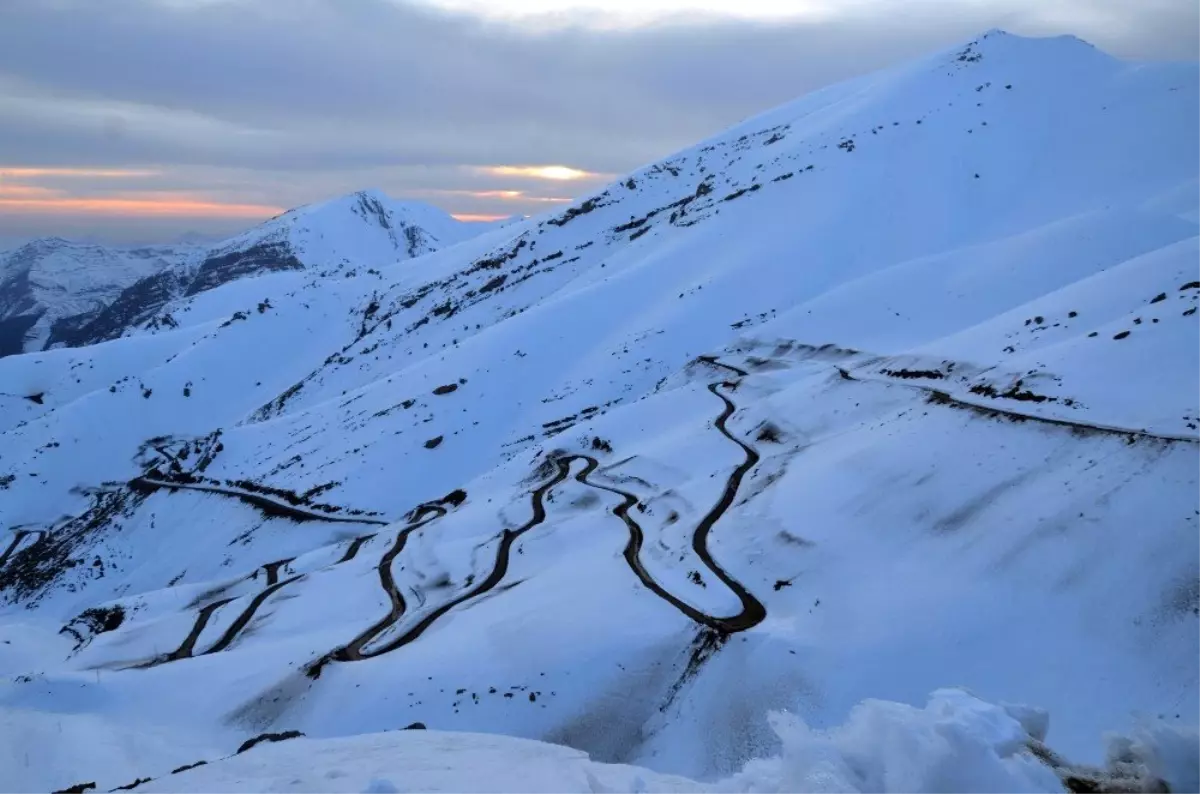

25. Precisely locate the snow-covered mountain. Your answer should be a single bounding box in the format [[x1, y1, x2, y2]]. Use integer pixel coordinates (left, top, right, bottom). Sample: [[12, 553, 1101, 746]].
[[0, 31, 1197, 793], [0, 191, 474, 356], [0, 239, 198, 356]]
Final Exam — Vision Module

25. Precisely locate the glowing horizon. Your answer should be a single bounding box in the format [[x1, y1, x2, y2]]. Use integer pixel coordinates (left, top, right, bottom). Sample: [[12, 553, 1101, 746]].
[[476, 165, 603, 181], [0, 167, 162, 179], [416, 0, 829, 24], [429, 188, 572, 203], [451, 212, 514, 222], [0, 162, 584, 226], [0, 196, 285, 218]]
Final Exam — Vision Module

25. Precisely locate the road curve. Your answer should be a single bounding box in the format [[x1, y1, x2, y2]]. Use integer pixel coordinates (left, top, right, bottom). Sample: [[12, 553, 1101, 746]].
[[139, 363, 767, 675], [321, 459, 578, 668], [262, 559, 294, 587], [326, 504, 448, 663], [137, 597, 236, 667], [691, 381, 767, 630], [572, 451, 764, 633], [311, 374, 767, 672], [338, 534, 377, 564], [696, 355, 749, 379], [203, 575, 305, 655]]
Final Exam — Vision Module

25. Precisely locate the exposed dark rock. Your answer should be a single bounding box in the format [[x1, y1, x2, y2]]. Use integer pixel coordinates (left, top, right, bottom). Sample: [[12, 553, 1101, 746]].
[[51, 782, 95, 794], [236, 730, 305, 754], [186, 242, 303, 297]]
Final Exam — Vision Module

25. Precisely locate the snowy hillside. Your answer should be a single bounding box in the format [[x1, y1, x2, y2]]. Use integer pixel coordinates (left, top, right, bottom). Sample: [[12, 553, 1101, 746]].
[[0, 239, 197, 356], [0, 191, 474, 356], [0, 31, 1196, 792]]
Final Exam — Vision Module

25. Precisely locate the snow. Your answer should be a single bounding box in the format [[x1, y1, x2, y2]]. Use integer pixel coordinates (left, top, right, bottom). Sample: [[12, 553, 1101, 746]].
[[199, 190, 474, 276], [0, 191, 479, 356], [0, 29, 1196, 793], [717, 689, 1063, 793], [0, 239, 200, 353], [3, 690, 1189, 792]]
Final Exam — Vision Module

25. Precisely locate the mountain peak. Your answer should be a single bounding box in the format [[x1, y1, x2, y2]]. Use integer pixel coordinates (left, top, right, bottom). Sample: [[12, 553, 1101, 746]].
[[351, 188, 391, 203], [944, 27, 1111, 67]]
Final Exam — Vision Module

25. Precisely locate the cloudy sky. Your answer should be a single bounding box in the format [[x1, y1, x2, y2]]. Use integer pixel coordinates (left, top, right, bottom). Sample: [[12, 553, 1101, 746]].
[[0, 0, 1195, 245]]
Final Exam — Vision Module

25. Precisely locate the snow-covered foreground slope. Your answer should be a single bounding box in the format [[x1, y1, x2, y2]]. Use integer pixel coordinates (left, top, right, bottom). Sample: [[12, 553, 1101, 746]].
[[0, 192, 475, 357], [0, 30, 1196, 792], [2, 689, 1193, 793]]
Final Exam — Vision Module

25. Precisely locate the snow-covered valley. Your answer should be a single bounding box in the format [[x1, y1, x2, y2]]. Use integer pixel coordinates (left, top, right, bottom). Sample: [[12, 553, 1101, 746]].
[[0, 30, 1196, 793]]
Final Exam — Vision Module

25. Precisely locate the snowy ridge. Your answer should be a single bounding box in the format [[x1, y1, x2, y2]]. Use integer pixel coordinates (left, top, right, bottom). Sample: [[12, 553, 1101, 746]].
[[0, 192, 476, 356], [0, 239, 199, 355], [0, 31, 1196, 792]]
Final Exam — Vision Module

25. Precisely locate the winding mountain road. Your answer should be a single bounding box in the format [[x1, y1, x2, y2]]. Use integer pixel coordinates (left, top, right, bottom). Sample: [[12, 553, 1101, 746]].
[[309, 366, 767, 674], [337, 534, 377, 564], [835, 365, 1200, 444], [203, 573, 305, 655], [144, 597, 236, 666], [324, 503, 449, 664], [261, 559, 294, 587], [140, 362, 768, 677]]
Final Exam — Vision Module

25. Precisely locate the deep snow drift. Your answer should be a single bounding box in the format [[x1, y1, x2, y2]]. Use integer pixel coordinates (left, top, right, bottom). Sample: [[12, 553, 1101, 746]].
[[0, 30, 1196, 793]]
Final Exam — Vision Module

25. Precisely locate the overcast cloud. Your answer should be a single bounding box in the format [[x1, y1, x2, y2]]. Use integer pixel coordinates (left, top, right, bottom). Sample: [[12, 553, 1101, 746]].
[[0, 0, 1195, 243]]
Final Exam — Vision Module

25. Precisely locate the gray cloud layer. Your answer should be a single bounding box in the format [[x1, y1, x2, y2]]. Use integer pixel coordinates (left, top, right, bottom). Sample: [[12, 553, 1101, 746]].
[[0, 0, 1195, 242]]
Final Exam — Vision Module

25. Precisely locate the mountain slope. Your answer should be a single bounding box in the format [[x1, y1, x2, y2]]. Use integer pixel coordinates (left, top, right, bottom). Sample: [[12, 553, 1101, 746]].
[[0, 31, 1196, 791], [0, 239, 197, 356], [0, 191, 475, 356]]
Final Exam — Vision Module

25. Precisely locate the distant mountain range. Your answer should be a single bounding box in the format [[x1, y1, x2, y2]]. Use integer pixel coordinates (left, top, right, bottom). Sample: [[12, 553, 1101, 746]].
[[0, 190, 480, 356]]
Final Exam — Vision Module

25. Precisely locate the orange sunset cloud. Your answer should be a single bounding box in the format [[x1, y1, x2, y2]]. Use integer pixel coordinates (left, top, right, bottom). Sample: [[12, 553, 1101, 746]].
[[431, 188, 571, 203], [0, 167, 162, 179], [451, 213, 512, 222], [0, 184, 59, 199], [0, 165, 283, 219], [475, 165, 603, 181], [0, 196, 284, 218]]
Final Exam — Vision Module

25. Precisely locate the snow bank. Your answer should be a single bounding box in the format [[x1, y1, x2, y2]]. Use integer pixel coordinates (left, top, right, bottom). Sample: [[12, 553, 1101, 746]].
[[716, 689, 1197, 793], [33, 689, 1193, 793], [718, 689, 1063, 793]]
